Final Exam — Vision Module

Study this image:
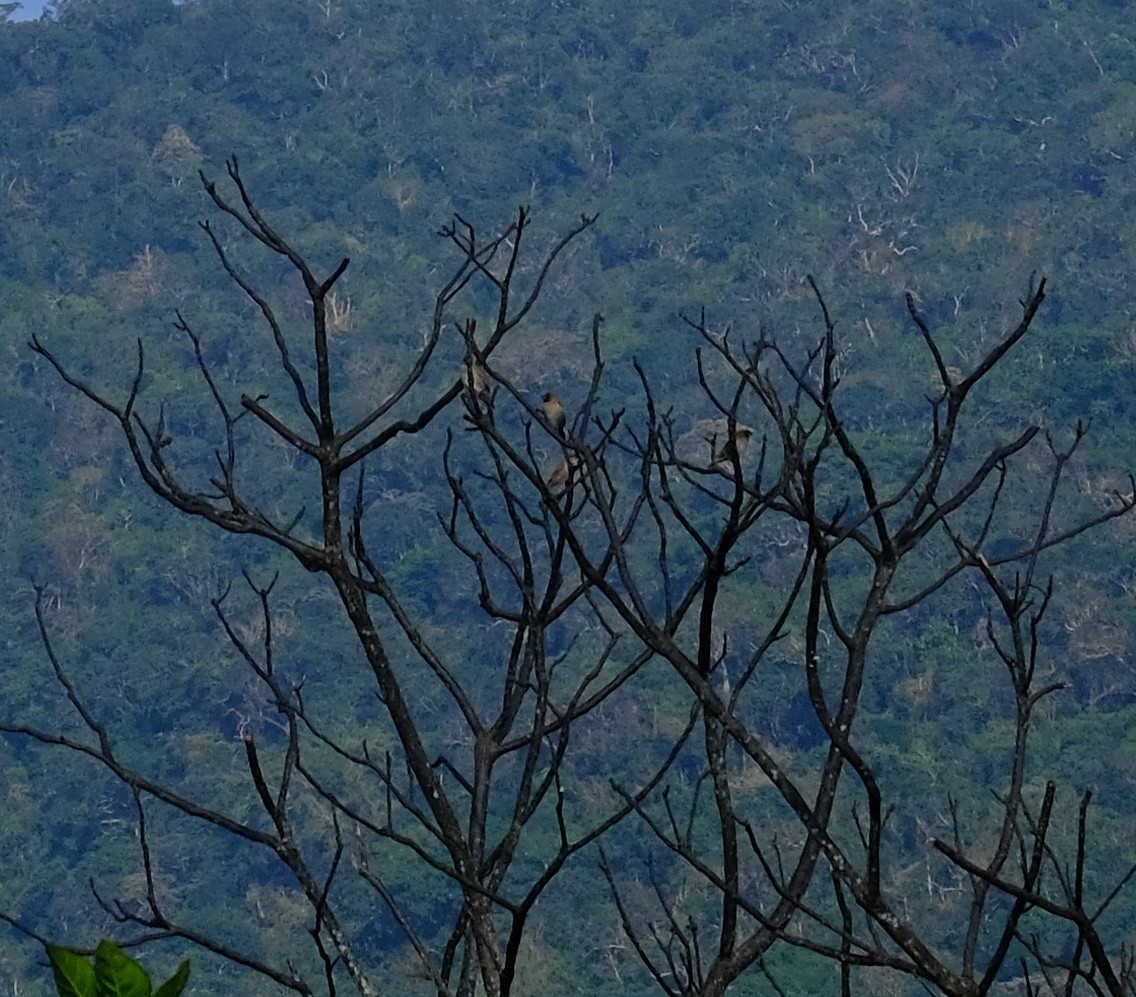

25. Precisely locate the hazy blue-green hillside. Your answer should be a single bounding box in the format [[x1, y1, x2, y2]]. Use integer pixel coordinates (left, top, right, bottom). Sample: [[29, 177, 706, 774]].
[[2, 0, 1136, 993]]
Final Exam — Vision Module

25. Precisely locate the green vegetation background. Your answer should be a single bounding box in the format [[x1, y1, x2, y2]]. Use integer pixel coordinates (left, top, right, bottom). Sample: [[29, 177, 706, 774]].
[[2, 0, 1136, 992]]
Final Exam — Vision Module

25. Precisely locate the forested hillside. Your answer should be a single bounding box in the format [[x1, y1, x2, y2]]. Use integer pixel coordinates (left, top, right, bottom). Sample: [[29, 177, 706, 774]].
[[2, 0, 1136, 993]]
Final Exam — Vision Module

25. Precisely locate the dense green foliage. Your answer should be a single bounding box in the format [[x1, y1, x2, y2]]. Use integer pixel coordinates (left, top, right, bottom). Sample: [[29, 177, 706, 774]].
[[2, 0, 1136, 993]]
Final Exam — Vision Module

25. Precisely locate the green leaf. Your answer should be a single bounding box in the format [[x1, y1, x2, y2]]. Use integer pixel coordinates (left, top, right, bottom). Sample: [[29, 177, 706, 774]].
[[93, 941, 152, 997], [152, 961, 191, 997], [45, 945, 97, 997]]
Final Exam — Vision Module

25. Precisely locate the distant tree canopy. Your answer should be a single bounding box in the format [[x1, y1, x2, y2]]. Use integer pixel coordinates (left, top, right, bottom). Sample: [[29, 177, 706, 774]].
[[2, 0, 1136, 994]]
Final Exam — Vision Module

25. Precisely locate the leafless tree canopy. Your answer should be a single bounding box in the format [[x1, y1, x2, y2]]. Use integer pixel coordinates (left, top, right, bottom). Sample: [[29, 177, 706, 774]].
[[5, 163, 1136, 996]]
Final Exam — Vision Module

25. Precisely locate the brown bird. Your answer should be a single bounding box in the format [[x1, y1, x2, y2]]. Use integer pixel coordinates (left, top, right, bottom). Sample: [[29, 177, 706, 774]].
[[542, 392, 566, 433], [460, 353, 491, 399], [546, 453, 583, 491], [711, 423, 754, 466]]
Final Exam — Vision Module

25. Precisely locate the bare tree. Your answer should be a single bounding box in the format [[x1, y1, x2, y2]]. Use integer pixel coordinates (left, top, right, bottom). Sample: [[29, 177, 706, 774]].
[[5, 165, 1135, 996], [538, 278, 1136, 995], [4, 161, 670, 997]]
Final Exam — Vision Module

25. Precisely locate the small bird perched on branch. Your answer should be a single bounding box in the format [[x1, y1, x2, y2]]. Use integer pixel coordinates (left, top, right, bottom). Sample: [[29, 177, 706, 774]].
[[460, 353, 491, 399], [547, 453, 583, 492], [711, 423, 754, 466], [542, 392, 566, 433]]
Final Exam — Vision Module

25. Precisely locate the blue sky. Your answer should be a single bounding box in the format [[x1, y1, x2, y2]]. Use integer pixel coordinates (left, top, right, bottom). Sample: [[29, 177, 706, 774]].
[[9, 0, 50, 19]]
